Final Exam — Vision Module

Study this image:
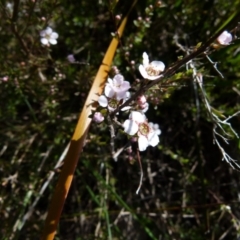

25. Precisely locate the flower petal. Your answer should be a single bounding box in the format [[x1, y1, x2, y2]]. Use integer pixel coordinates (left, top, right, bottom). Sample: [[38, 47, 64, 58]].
[[98, 95, 108, 107], [155, 129, 161, 135], [148, 132, 159, 147], [113, 74, 124, 84], [139, 65, 148, 79], [145, 75, 163, 80], [121, 106, 131, 111], [104, 85, 115, 98], [51, 32, 59, 39], [120, 81, 131, 91], [142, 52, 149, 67], [107, 78, 113, 85], [41, 38, 49, 45], [129, 111, 145, 123], [138, 135, 149, 151], [40, 30, 46, 37], [116, 90, 128, 100], [45, 27, 53, 35], [150, 61, 165, 72], [123, 120, 138, 135], [49, 39, 57, 45]]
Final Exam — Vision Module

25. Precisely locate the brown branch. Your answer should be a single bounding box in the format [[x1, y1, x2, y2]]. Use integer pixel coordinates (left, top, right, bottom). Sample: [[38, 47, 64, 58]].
[[111, 13, 240, 116]]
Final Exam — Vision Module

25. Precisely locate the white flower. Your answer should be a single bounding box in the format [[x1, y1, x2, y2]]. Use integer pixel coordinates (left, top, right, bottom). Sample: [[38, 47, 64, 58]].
[[217, 31, 232, 45], [139, 52, 165, 80], [6, 2, 13, 12], [93, 112, 104, 123], [40, 27, 59, 45], [98, 74, 131, 112], [123, 111, 160, 151], [105, 74, 131, 100], [98, 91, 131, 112]]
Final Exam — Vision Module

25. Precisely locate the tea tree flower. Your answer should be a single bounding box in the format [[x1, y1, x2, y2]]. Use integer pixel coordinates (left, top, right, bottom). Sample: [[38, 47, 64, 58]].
[[139, 52, 165, 80], [217, 31, 232, 45], [98, 91, 131, 112], [40, 27, 59, 45], [105, 74, 131, 100], [123, 111, 160, 151], [98, 74, 131, 112]]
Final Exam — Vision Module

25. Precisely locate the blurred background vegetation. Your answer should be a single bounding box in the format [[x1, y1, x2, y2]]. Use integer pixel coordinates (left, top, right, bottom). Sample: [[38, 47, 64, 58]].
[[0, 0, 240, 239]]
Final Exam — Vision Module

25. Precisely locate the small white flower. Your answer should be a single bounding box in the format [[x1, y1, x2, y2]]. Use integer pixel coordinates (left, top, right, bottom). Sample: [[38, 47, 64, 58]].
[[40, 27, 59, 45], [2, 76, 9, 82], [98, 74, 131, 112], [139, 52, 165, 80], [98, 91, 131, 112], [217, 31, 232, 45], [105, 74, 131, 100], [93, 112, 104, 123], [123, 111, 160, 151], [6, 2, 13, 12]]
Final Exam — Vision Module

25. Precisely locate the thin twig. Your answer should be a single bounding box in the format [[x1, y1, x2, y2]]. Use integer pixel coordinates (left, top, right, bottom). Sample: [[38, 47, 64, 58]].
[[136, 149, 143, 194], [205, 54, 224, 79], [107, 115, 116, 160]]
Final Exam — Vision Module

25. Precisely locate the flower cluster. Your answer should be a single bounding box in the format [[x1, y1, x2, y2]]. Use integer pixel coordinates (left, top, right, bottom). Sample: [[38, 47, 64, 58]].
[[95, 52, 164, 151]]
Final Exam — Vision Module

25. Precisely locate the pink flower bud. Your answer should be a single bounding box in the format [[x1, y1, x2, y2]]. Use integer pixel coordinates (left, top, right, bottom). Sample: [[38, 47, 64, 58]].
[[217, 31, 232, 45], [93, 112, 104, 123], [67, 54, 75, 63], [126, 147, 132, 154], [2, 76, 9, 82], [137, 95, 147, 105], [131, 137, 137, 143], [139, 102, 148, 109], [115, 15, 121, 21]]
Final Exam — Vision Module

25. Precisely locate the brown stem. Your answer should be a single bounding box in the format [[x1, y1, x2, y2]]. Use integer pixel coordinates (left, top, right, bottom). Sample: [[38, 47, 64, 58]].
[[111, 13, 240, 116]]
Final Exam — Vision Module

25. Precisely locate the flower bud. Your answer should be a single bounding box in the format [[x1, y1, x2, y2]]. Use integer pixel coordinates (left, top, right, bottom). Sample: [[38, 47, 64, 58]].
[[217, 31, 232, 45], [137, 95, 147, 105], [93, 112, 104, 123]]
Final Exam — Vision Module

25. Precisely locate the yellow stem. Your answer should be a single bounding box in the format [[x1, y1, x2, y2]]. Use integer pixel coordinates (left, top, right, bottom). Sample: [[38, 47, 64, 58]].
[[41, 1, 137, 239]]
